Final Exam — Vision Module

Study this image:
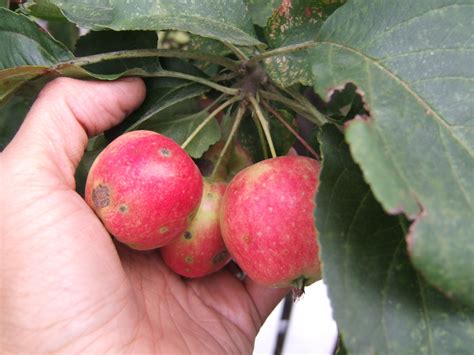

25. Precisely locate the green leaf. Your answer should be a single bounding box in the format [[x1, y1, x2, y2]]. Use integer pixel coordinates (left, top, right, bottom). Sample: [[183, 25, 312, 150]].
[[0, 1, 9, 9], [20, 0, 66, 21], [318, 83, 368, 125], [75, 30, 160, 74], [245, 0, 282, 27], [49, 0, 262, 47], [269, 108, 296, 155], [312, 0, 474, 307], [264, 0, 345, 87], [0, 8, 73, 70], [137, 108, 221, 159], [47, 21, 79, 50], [121, 81, 210, 134], [0, 67, 47, 102], [237, 113, 265, 163], [75, 134, 108, 196], [316, 125, 474, 355], [0, 8, 73, 98]]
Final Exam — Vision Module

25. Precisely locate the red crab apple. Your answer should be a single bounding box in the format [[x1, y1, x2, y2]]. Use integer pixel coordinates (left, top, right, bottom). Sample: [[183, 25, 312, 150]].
[[220, 156, 321, 289], [161, 180, 230, 278], [85, 130, 203, 250]]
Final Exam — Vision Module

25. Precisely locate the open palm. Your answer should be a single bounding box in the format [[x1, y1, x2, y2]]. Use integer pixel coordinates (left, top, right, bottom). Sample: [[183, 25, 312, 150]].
[[0, 78, 286, 354]]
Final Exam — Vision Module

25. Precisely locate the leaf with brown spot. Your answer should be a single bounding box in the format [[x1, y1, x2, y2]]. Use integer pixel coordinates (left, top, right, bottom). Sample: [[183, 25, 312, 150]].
[[263, 0, 345, 87]]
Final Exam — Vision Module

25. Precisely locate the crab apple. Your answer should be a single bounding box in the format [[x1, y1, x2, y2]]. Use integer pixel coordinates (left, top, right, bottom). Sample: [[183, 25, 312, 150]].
[[85, 130, 203, 250], [161, 181, 230, 278], [220, 156, 321, 289]]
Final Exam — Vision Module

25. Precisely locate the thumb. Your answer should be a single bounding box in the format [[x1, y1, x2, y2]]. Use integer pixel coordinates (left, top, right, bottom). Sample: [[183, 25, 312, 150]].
[[5, 77, 146, 187]]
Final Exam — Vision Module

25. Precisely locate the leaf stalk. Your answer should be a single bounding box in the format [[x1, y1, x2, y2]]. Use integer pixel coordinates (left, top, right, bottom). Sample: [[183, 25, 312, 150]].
[[140, 71, 239, 95], [181, 96, 240, 149], [261, 100, 320, 160], [211, 104, 246, 179], [248, 95, 277, 158]]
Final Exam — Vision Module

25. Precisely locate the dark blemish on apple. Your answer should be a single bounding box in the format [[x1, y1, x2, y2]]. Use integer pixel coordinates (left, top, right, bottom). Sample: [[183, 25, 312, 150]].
[[184, 231, 192, 240], [160, 148, 171, 157], [160, 226, 169, 234], [118, 204, 128, 213], [92, 185, 110, 209], [207, 192, 214, 199], [185, 255, 194, 264], [212, 250, 229, 264]]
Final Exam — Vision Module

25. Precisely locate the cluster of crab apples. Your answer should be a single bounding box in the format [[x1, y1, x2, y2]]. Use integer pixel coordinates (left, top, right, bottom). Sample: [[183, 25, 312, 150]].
[[85, 130, 321, 289]]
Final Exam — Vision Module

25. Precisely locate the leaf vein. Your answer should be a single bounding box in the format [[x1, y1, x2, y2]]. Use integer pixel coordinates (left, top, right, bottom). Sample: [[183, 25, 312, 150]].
[[361, 3, 474, 52], [319, 40, 474, 159]]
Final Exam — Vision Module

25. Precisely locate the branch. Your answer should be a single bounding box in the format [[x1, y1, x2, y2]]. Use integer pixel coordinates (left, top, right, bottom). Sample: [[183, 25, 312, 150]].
[[56, 48, 239, 71]]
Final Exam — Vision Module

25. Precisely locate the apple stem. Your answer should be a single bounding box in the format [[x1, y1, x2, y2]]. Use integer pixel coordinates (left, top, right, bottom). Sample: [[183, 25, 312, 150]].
[[181, 96, 241, 150], [291, 276, 307, 301], [211, 104, 246, 180], [261, 100, 320, 160], [248, 95, 277, 158]]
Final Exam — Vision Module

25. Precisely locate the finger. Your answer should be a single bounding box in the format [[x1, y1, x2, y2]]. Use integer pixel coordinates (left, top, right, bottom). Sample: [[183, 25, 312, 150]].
[[4, 77, 146, 187], [244, 278, 290, 322]]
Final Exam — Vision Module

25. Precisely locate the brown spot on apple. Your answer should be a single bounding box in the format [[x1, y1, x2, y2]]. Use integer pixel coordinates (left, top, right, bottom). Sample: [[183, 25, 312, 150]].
[[92, 184, 110, 209], [118, 204, 128, 213], [159, 148, 171, 157]]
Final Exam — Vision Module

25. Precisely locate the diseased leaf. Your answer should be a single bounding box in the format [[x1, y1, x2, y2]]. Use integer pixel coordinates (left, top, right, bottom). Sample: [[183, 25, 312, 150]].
[[49, 0, 262, 47], [245, 0, 282, 27], [316, 125, 474, 355], [312, 0, 474, 307], [264, 0, 345, 87]]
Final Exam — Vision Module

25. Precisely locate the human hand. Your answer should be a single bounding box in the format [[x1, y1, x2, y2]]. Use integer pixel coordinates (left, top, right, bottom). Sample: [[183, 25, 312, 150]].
[[0, 78, 287, 354]]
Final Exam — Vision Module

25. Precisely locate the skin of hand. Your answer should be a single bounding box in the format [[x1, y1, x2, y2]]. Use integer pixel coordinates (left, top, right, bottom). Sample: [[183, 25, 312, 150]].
[[0, 78, 288, 354]]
